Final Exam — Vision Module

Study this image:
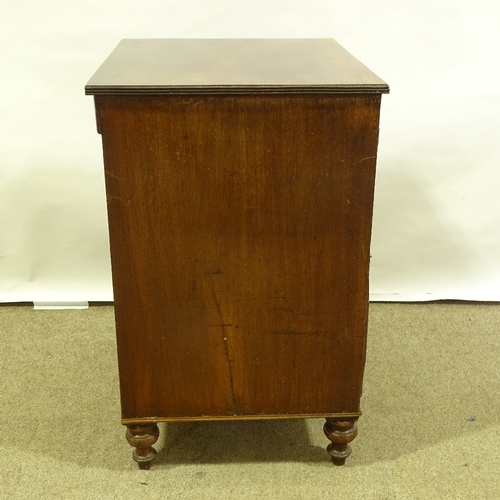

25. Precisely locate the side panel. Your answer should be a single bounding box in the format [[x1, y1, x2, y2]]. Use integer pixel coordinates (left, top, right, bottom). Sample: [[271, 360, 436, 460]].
[[96, 94, 381, 419]]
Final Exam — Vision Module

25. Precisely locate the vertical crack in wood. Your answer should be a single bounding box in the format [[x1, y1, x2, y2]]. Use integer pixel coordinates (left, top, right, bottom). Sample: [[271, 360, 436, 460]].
[[209, 276, 237, 409]]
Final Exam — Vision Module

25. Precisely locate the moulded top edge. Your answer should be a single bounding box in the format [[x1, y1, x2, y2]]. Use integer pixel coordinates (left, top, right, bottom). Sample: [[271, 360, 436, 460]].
[[85, 39, 390, 96], [85, 84, 390, 96]]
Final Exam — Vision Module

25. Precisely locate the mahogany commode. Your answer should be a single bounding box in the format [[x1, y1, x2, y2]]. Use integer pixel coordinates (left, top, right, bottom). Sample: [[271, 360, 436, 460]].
[[86, 38, 389, 469]]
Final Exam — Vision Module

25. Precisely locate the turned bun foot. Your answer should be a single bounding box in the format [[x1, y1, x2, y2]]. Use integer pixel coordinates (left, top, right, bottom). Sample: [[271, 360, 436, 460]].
[[125, 423, 160, 470], [323, 417, 359, 466]]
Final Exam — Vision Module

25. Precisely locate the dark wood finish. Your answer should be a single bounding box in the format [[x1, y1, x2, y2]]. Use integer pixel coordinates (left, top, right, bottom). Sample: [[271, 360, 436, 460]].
[[324, 417, 359, 466], [98, 93, 380, 419], [125, 423, 160, 470], [87, 39, 388, 468], [85, 39, 389, 96]]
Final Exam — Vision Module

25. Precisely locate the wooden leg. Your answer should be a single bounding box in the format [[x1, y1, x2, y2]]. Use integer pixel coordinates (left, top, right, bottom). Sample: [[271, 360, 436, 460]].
[[323, 417, 359, 466], [125, 423, 160, 470]]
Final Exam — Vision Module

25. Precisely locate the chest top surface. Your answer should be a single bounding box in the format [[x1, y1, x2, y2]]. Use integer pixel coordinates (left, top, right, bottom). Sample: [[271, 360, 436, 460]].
[[85, 38, 389, 96]]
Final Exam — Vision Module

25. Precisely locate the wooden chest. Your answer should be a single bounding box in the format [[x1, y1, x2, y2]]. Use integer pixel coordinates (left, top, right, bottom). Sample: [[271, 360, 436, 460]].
[[86, 38, 388, 468]]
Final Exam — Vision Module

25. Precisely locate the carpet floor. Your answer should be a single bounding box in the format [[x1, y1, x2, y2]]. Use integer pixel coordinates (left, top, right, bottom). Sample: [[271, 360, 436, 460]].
[[0, 303, 499, 499]]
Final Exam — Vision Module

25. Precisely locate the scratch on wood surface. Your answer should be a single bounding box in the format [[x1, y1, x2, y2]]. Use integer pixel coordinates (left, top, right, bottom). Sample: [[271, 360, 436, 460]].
[[270, 330, 332, 336], [106, 195, 122, 205], [205, 269, 224, 275], [194, 157, 244, 202], [178, 98, 203, 106], [106, 193, 138, 206], [105, 170, 124, 181], [352, 156, 376, 166]]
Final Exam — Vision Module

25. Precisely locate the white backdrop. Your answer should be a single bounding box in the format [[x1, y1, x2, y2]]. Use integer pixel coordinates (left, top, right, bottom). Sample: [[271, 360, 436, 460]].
[[1, 0, 499, 303]]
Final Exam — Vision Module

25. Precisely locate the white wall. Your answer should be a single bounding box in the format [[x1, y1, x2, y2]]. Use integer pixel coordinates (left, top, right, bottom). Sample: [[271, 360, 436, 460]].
[[1, 0, 499, 302]]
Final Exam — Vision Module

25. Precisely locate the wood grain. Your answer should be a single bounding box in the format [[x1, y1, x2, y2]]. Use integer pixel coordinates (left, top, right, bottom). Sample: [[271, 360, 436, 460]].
[[85, 39, 389, 95], [96, 93, 381, 421]]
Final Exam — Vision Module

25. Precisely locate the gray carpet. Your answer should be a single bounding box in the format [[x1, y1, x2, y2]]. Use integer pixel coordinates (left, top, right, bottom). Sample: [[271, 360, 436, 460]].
[[0, 303, 499, 499]]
